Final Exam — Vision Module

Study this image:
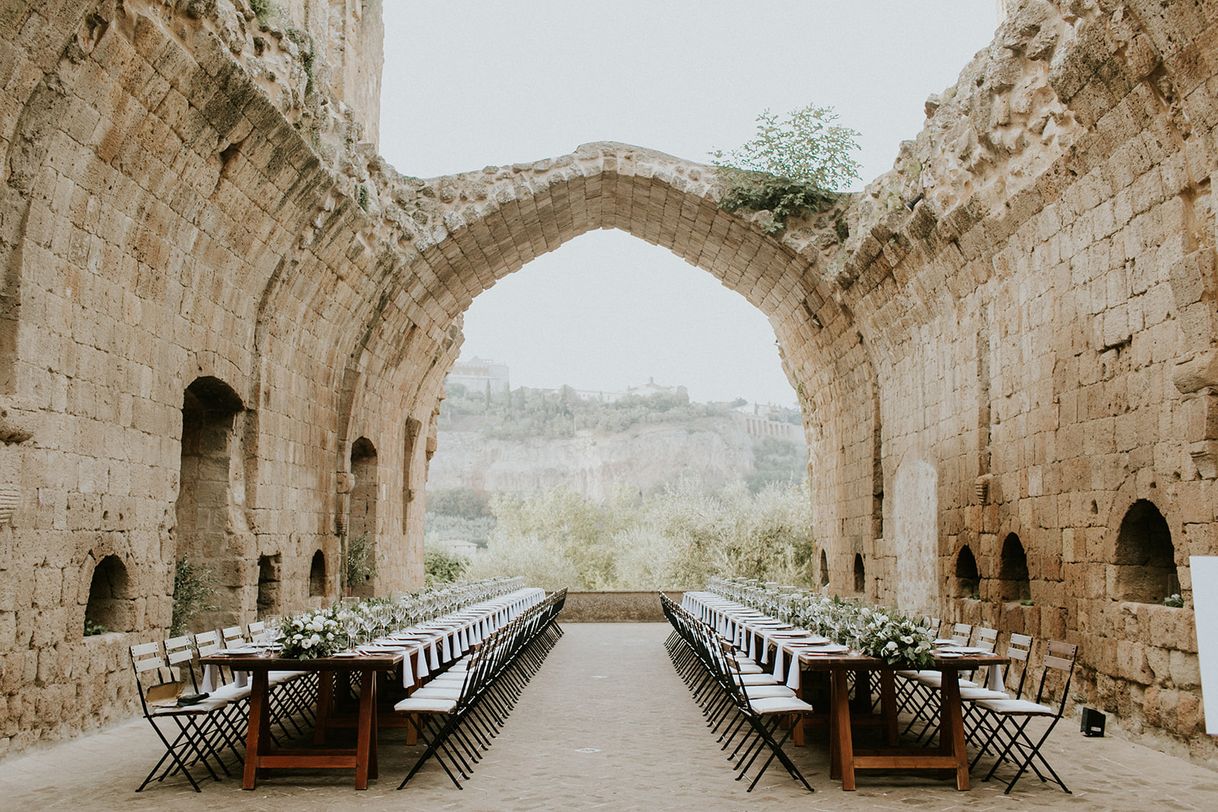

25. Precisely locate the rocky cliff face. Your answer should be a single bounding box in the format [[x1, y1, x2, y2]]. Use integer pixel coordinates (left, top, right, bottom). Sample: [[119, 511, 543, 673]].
[[427, 417, 757, 500]]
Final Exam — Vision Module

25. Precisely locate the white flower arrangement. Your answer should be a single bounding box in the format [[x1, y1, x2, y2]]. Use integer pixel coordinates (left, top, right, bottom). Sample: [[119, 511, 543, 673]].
[[279, 607, 344, 659], [716, 576, 934, 668], [273, 576, 525, 658], [857, 613, 934, 668]]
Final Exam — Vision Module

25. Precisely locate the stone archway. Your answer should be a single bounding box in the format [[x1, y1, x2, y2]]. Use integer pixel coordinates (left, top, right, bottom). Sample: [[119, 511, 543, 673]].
[[331, 142, 877, 590]]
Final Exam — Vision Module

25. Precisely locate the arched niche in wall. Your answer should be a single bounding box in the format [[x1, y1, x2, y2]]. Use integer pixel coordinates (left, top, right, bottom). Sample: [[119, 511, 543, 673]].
[[1114, 499, 1179, 603], [954, 545, 980, 598], [256, 554, 281, 617], [309, 550, 327, 598], [348, 437, 378, 597], [998, 533, 1031, 602], [853, 553, 866, 595], [84, 554, 133, 634], [175, 376, 244, 623], [819, 549, 830, 588]]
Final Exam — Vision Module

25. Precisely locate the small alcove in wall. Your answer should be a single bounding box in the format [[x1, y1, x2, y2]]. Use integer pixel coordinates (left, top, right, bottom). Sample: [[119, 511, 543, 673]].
[[998, 533, 1031, 602], [84, 554, 132, 635], [954, 545, 980, 598], [309, 550, 327, 598], [1114, 499, 1179, 603]]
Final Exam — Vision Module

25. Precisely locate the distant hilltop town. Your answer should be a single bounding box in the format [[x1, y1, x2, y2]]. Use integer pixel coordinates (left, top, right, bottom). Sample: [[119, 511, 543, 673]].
[[445, 357, 802, 444]]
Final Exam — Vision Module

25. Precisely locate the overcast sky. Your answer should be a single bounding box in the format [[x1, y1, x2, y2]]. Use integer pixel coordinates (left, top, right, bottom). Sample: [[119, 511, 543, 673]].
[[380, 2, 1000, 405]]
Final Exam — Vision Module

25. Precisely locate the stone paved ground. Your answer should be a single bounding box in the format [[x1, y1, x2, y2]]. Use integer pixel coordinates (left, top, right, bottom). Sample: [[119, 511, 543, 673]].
[[0, 624, 1215, 811]]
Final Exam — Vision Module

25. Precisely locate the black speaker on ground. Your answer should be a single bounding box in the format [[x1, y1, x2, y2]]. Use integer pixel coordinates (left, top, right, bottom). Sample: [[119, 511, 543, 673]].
[[1080, 706, 1106, 737]]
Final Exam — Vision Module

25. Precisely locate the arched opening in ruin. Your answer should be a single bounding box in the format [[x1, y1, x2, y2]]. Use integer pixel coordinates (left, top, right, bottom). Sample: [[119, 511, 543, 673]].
[[819, 549, 830, 588], [998, 533, 1031, 602], [348, 437, 379, 597], [853, 554, 866, 595], [953, 545, 980, 598], [1114, 500, 1179, 603], [418, 230, 813, 590], [175, 376, 244, 622], [84, 554, 132, 635], [257, 554, 281, 616], [309, 550, 328, 598]]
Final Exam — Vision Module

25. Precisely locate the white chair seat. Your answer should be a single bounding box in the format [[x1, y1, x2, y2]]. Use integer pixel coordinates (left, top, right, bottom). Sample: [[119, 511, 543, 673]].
[[269, 670, 306, 685], [912, 671, 978, 688], [395, 696, 457, 713], [149, 697, 227, 715], [974, 698, 1055, 715], [209, 682, 251, 702], [735, 673, 782, 686], [960, 687, 1009, 701], [748, 696, 814, 715], [744, 685, 796, 699], [413, 684, 461, 697]]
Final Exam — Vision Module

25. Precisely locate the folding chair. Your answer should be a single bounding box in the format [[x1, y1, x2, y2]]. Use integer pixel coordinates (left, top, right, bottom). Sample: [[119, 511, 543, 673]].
[[129, 641, 237, 792], [972, 640, 1078, 794]]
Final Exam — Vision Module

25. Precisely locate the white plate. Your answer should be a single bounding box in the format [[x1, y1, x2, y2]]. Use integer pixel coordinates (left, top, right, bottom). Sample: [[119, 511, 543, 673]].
[[937, 652, 964, 658], [801, 644, 848, 655]]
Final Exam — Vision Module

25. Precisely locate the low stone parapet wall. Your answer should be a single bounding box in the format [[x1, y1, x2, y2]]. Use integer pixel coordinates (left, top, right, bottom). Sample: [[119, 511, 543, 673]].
[[559, 591, 683, 622]]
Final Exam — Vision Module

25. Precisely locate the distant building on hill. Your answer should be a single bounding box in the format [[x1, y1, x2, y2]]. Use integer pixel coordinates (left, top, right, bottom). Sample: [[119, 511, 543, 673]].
[[626, 376, 687, 400], [447, 357, 510, 396], [732, 402, 804, 443]]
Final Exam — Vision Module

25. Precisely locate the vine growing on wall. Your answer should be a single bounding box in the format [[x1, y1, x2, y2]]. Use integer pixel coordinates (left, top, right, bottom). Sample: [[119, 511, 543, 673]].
[[711, 104, 860, 234]]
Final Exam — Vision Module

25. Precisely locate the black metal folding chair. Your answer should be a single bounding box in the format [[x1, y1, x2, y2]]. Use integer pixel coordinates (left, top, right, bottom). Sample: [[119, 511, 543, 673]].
[[129, 641, 237, 792], [972, 640, 1078, 794]]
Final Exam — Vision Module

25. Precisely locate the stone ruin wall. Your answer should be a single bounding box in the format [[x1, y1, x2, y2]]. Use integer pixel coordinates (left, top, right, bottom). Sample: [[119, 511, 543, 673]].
[[822, 0, 1218, 762], [0, 0, 1216, 765]]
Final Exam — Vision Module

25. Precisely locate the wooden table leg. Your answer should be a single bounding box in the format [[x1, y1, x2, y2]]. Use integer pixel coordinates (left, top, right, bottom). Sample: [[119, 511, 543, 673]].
[[370, 675, 380, 780], [355, 669, 375, 790], [832, 669, 856, 791], [880, 670, 899, 747], [242, 670, 269, 790], [940, 668, 970, 790], [314, 670, 334, 745], [792, 664, 807, 747]]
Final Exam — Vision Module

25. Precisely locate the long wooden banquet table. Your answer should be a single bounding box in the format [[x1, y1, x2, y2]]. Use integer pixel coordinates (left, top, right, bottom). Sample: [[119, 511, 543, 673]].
[[200, 587, 546, 790], [684, 592, 1007, 791], [200, 650, 400, 790]]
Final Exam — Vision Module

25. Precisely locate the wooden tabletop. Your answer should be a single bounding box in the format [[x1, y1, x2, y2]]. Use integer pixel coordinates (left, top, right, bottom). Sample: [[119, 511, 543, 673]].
[[791, 651, 1008, 670], [199, 651, 405, 670]]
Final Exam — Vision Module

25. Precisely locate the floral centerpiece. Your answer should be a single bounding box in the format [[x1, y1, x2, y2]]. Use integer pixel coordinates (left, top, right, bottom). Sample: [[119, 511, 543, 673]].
[[279, 607, 344, 659], [856, 611, 934, 669], [713, 575, 935, 669]]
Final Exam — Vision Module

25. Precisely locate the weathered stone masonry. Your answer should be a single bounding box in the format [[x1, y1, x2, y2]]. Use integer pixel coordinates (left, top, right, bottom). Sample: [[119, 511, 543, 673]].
[[0, 0, 1216, 766]]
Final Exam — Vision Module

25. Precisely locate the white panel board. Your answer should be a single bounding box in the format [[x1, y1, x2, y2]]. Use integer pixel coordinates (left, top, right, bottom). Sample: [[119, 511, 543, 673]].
[[1191, 556, 1218, 736]]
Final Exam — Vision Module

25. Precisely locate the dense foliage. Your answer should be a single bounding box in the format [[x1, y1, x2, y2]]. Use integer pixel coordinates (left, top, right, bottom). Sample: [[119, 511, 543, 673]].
[[424, 544, 469, 586], [170, 557, 218, 636], [442, 383, 732, 440], [463, 481, 815, 590], [344, 533, 377, 593], [747, 435, 807, 493], [711, 103, 860, 234]]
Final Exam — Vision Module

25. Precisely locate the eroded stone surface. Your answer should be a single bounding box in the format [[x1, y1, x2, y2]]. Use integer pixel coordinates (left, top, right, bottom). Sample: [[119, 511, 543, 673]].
[[1, 0, 1218, 765]]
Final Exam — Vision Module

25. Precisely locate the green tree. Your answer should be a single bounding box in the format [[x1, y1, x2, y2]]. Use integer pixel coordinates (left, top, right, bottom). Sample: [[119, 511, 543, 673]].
[[711, 103, 860, 234]]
